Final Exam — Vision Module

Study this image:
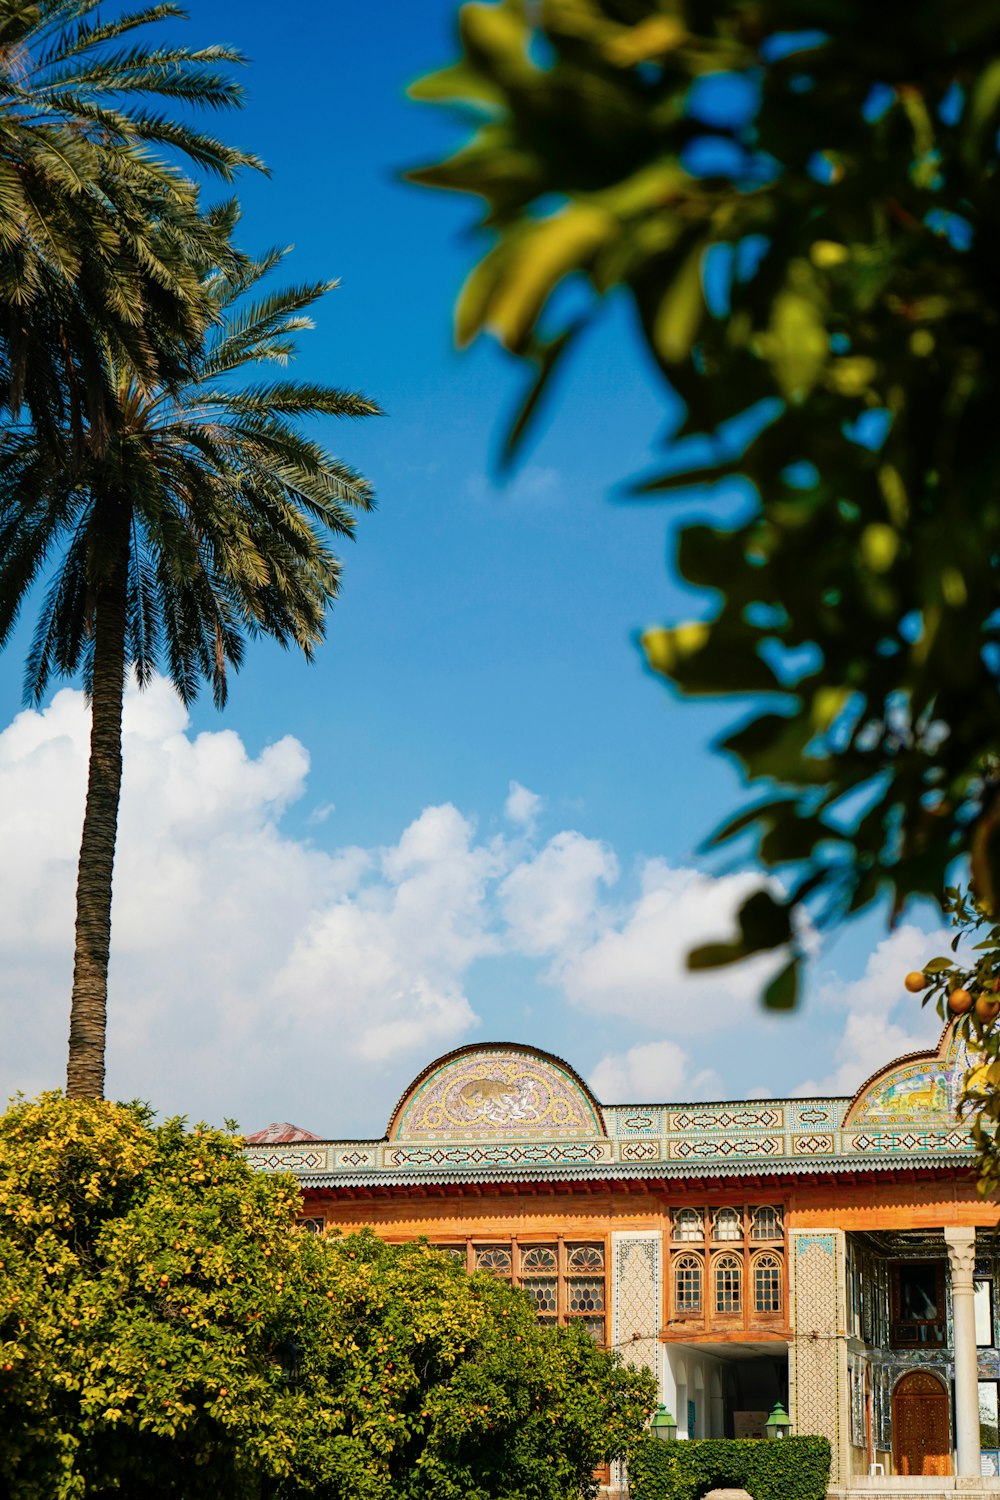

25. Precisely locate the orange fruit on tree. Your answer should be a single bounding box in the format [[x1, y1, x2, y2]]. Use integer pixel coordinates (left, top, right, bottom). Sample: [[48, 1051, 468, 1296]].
[[904, 971, 929, 993], [948, 988, 975, 1016], [974, 993, 1000, 1024]]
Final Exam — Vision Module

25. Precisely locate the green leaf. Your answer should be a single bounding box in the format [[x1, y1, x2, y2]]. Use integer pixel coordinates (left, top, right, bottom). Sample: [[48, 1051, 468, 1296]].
[[763, 956, 799, 1011], [652, 243, 705, 365]]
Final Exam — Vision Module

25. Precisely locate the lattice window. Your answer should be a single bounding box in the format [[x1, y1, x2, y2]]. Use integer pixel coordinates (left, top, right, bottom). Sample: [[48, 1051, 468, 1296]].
[[476, 1245, 513, 1278], [750, 1205, 783, 1242], [567, 1243, 605, 1344], [421, 1238, 609, 1343], [714, 1254, 742, 1314], [753, 1253, 782, 1314], [712, 1207, 743, 1242], [521, 1244, 558, 1274], [674, 1253, 702, 1313], [520, 1243, 559, 1323], [523, 1278, 558, 1319], [297, 1216, 325, 1234], [673, 1209, 704, 1242], [567, 1243, 604, 1273]]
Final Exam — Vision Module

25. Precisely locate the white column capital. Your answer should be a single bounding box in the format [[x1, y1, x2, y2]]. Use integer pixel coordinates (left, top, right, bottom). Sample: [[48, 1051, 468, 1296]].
[[944, 1226, 977, 1280]]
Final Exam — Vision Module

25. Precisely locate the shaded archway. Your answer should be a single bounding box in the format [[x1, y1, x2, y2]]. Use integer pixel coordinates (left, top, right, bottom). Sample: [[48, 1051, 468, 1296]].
[[892, 1370, 951, 1476]]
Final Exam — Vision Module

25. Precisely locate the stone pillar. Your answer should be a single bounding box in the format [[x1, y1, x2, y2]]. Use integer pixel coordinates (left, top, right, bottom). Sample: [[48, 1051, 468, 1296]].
[[945, 1226, 979, 1478]]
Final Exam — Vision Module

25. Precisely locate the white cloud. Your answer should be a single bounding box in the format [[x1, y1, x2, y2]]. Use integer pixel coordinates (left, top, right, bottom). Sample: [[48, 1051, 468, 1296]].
[[504, 780, 542, 830], [793, 925, 949, 1097], [589, 1040, 722, 1104], [499, 830, 617, 957], [512, 859, 789, 1032], [0, 678, 940, 1135]]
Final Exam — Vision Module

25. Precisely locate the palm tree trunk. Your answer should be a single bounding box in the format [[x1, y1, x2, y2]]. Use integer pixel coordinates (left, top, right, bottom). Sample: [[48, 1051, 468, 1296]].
[[65, 519, 129, 1100]]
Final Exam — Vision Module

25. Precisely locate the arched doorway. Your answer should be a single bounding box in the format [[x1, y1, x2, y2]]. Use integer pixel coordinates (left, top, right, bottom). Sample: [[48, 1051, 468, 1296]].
[[892, 1371, 951, 1476]]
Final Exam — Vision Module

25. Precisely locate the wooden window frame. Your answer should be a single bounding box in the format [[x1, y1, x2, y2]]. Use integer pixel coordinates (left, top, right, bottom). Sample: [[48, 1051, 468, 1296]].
[[713, 1252, 743, 1317], [426, 1235, 609, 1346], [752, 1251, 783, 1316], [673, 1252, 704, 1316]]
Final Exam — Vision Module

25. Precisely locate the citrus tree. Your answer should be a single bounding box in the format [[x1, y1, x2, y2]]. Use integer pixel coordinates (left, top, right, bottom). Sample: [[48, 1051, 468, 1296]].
[[902, 890, 1000, 1194], [0, 1095, 656, 1499], [408, 0, 1000, 1012]]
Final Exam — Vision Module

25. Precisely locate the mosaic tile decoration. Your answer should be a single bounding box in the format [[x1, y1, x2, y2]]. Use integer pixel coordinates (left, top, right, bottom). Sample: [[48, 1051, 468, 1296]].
[[246, 1029, 978, 1184], [246, 1146, 328, 1172], [392, 1048, 604, 1140], [383, 1140, 612, 1169], [612, 1232, 661, 1378], [845, 1027, 971, 1126], [791, 1230, 846, 1484]]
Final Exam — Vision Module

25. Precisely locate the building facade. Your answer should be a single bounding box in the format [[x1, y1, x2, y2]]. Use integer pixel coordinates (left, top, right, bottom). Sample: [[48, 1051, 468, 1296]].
[[247, 1026, 1000, 1498]]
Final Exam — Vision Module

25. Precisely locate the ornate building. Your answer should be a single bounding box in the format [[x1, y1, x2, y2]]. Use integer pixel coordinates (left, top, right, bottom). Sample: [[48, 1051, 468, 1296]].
[[247, 1027, 1000, 1498]]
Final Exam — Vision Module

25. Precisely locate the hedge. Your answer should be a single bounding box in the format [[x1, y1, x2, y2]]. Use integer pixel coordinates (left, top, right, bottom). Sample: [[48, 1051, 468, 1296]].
[[627, 1435, 832, 1500]]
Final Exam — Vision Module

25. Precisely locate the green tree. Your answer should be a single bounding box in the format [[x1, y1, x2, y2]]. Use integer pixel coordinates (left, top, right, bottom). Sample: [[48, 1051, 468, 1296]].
[[408, 0, 1000, 1009], [0, 1095, 656, 1499], [0, 0, 259, 434], [0, 248, 379, 1098], [902, 890, 1000, 1193]]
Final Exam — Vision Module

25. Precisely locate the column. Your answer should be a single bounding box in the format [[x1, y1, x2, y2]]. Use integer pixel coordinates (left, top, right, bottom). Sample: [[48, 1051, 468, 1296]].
[[945, 1226, 979, 1478]]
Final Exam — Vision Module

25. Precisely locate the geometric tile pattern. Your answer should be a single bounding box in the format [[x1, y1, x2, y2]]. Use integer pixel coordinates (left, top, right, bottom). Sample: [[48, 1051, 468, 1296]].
[[791, 1231, 845, 1485], [668, 1106, 785, 1131], [383, 1140, 611, 1169], [668, 1135, 784, 1160], [612, 1233, 661, 1379], [792, 1133, 836, 1155], [247, 1147, 327, 1172], [847, 1129, 967, 1153]]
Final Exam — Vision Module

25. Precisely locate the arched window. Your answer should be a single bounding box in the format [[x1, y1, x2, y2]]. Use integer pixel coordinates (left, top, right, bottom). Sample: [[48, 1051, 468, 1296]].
[[750, 1205, 783, 1241], [714, 1254, 742, 1314], [674, 1254, 702, 1314], [567, 1244, 604, 1273], [430, 1244, 465, 1263], [673, 1209, 704, 1242], [753, 1253, 783, 1314], [712, 1207, 743, 1242], [521, 1245, 558, 1273], [475, 1245, 512, 1278]]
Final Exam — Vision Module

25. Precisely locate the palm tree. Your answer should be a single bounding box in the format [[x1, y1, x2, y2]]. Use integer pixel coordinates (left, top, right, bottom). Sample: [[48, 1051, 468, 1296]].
[[0, 248, 380, 1098], [0, 0, 259, 433]]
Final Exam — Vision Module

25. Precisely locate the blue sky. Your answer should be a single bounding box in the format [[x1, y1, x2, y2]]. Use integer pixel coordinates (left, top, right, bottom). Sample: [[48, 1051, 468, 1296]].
[[0, 0, 947, 1136]]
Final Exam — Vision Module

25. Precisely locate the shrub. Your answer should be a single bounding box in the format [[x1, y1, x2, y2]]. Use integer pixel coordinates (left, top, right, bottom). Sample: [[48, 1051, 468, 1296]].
[[627, 1435, 832, 1500]]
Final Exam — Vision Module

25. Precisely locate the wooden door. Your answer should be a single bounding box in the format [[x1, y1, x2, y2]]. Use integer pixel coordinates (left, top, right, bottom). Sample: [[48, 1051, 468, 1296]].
[[892, 1371, 951, 1476]]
